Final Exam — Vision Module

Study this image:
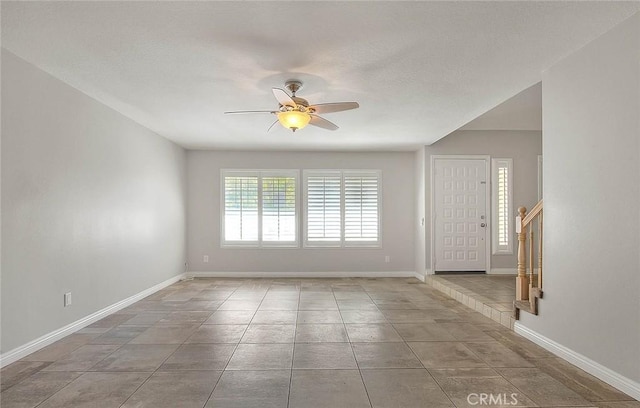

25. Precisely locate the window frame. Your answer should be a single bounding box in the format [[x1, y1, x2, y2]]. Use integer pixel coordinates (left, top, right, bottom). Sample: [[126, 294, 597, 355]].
[[491, 158, 513, 255], [221, 169, 299, 248], [303, 169, 382, 248]]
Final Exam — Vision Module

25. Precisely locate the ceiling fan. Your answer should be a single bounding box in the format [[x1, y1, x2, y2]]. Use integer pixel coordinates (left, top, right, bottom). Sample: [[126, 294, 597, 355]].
[[224, 80, 359, 132]]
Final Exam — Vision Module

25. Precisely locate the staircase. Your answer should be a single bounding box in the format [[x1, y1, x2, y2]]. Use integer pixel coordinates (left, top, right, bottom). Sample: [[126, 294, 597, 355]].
[[514, 199, 543, 319]]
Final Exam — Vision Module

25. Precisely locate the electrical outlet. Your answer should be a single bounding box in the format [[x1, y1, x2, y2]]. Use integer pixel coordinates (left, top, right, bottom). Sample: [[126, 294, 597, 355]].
[[64, 292, 72, 307], [385, 255, 391, 263], [203, 255, 209, 263]]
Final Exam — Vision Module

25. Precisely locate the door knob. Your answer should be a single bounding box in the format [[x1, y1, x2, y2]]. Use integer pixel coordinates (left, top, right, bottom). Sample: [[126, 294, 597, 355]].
[[480, 223, 486, 227]]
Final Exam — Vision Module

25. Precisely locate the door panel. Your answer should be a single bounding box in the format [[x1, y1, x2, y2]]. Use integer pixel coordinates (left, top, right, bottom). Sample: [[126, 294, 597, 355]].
[[434, 159, 487, 271]]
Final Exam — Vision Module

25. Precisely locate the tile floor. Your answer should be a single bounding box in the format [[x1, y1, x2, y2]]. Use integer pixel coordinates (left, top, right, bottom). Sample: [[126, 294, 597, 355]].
[[1, 278, 638, 408]]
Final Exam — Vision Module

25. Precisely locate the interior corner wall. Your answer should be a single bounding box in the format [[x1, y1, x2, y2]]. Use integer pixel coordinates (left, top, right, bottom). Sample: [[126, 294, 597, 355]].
[[414, 147, 426, 277], [519, 12, 640, 384], [186, 150, 415, 274], [1, 50, 187, 353], [424, 130, 542, 273]]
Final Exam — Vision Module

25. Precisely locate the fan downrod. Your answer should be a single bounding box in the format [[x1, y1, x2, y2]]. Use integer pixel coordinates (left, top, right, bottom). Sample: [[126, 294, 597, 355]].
[[285, 80, 303, 96]]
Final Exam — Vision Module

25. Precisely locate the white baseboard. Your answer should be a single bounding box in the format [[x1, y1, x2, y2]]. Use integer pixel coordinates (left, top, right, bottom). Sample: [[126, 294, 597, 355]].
[[488, 268, 517, 275], [514, 323, 640, 401], [0, 273, 186, 368], [187, 271, 416, 279], [425, 269, 433, 276], [413, 270, 426, 282]]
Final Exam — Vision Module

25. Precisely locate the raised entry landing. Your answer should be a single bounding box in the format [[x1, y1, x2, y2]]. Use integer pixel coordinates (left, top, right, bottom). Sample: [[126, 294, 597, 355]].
[[427, 274, 517, 330]]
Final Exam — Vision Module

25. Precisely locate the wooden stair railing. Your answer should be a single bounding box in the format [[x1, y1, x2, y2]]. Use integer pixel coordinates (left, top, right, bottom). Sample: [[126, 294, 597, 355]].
[[514, 199, 543, 319]]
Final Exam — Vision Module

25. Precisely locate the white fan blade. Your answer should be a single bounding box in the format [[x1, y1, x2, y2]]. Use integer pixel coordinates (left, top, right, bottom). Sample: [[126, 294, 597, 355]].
[[224, 110, 275, 114], [272, 88, 297, 108], [309, 114, 339, 131], [310, 102, 359, 114], [267, 120, 279, 133]]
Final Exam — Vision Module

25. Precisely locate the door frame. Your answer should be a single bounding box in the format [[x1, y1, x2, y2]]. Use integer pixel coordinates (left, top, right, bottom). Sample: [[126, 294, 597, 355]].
[[430, 155, 491, 274]]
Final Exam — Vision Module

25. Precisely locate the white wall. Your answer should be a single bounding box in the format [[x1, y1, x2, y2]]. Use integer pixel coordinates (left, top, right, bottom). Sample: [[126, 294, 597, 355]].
[[187, 150, 415, 274], [425, 130, 542, 272], [519, 13, 640, 386], [1, 50, 187, 353]]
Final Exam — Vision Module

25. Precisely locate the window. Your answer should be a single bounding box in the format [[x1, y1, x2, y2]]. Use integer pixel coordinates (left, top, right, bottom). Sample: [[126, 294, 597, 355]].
[[304, 170, 381, 247], [222, 170, 298, 247], [492, 158, 513, 254]]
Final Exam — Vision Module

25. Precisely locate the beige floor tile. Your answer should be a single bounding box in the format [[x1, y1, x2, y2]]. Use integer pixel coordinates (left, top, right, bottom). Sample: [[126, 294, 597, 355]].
[[0, 371, 81, 408], [217, 300, 262, 311], [438, 322, 496, 342], [241, 325, 296, 343], [160, 343, 235, 370], [337, 299, 379, 310], [158, 311, 213, 324], [297, 310, 343, 323], [334, 291, 372, 300], [289, 369, 371, 408], [298, 299, 339, 310], [373, 299, 418, 310], [22, 334, 97, 362], [341, 310, 388, 323], [121, 370, 221, 408], [192, 289, 233, 301], [352, 342, 423, 369], [380, 309, 439, 323], [226, 344, 293, 370], [429, 367, 537, 407], [41, 345, 119, 371], [345, 324, 404, 342], [498, 367, 595, 407], [295, 324, 348, 342], [128, 324, 199, 344], [0, 361, 52, 391], [251, 310, 297, 324], [204, 310, 255, 324], [362, 368, 454, 408], [186, 324, 247, 343], [91, 344, 178, 371], [408, 342, 487, 368], [89, 326, 148, 345], [594, 403, 640, 407], [258, 299, 299, 310], [485, 329, 554, 359], [36, 372, 150, 408], [206, 370, 290, 408], [120, 312, 168, 326], [464, 342, 534, 368], [85, 314, 134, 329], [393, 323, 457, 341], [293, 343, 357, 369], [533, 357, 635, 402]]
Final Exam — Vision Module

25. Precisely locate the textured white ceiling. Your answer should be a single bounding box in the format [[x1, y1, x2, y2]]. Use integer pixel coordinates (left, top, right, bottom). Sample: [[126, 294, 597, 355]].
[[2, 2, 638, 151]]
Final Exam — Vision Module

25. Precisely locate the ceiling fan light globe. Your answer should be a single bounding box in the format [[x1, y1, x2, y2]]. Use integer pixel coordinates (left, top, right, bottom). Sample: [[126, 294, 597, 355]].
[[277, 111, 310, 131]]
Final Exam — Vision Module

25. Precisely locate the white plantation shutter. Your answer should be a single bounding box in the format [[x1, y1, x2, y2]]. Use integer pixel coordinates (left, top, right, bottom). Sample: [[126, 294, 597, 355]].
[[222, 170, 298, 247], [224, 175, 259, 242], [262, 175, 297, 242], [344, 174, 379, 242], [306, 174, 342, 244], [304, 170, 381, 247], [492, 159, 513, 254]]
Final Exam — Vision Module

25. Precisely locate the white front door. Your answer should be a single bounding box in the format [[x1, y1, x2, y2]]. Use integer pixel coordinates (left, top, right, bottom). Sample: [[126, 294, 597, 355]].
[[434, 158, 488, 272]]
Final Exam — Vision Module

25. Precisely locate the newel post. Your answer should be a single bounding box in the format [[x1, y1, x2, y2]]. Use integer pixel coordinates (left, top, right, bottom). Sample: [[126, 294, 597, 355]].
[[516, 207, 529, 301]]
